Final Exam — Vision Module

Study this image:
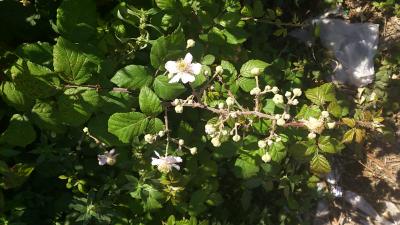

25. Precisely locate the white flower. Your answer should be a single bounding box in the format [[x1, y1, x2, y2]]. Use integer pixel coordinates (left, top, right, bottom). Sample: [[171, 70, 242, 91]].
[[303, 117, 325, 134], [251, 67, 261, 76], [327, 122, 336, 129], [186, 39, 195, 48], [262, 152, 272, 163], [250, 87, 261, 95], [272, 94, 284, 104], [226, 97, 235, 106], [98, 149, 118, 166], [292, 88, 302, 97], [165, 53, 202, 84], [285, 91, 292, 97], [321, 111, 329, 118], [276, 118, 286, 126], [258, 140, 267, 148], [215, 65, 223, 74], [190, 147, 197, 155], [271, 86, 279, 94], [175, 105, 183, 113], [144, 134, 155, 144], [211, 137, 221, 147], [308, 132, 317, 139], [178, 139, 185, 146], [232, 135, 241, 142], [151, 151, 182, 173], [205, 124, 216, 135]]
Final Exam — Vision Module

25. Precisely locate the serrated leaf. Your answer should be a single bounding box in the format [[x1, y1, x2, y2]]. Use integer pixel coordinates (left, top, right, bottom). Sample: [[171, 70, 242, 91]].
[[327, 101, 342, 118], [355, 128, 366, 143], [100, 91, 137, 114], [139, 86, 163, 116], [201, 54, 215, 65], [305, 83, 336, 105], [342, 118, 356, 128], [150, 29, 185, 69], [234, 156, 259, 179], [155, 0, 177, 10], [0, 114, 36, 147], [108, 112, 148, 143], [15, 42, 53, 66], [270, 142, 287, 162], [0, 81, 34, 111], [240, 60, 269, 77], [111, 65, 153, 90], [237, 77, 256, 92], [342, 128, 356, 143], [318, 136, 337, 154], [56, 0, 97, 42], [31, 101, 63, 132], [310, 154, 331, 174], [223, 27, 248, 45], [296, 104, 321, 119], [146, 118, 164, 134], [153, 75, 186, 100], [53, 37, 99, 85], [88, 114, 125, 146]]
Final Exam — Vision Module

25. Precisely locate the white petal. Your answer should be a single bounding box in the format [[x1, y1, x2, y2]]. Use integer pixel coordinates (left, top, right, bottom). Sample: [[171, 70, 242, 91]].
[[154, 151, 161, 158], [181, 72, 195, 83], [175, 156, 183, 163], [184, 53, 193, 64], [172, 164, 180, 170], [165, 61, 178, 74], [169, 74, 181, 83], [190, 63, 202, 75], [97, 155, 107, 165], [151, 158, 162, 166]]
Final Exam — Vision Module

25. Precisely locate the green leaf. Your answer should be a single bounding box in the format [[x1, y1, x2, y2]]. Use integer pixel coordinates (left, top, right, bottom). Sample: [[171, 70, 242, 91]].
[[310, 154, 331, 174], [146, 118, 164, 134], [269, 142, 287, 162], [88, 114, 125, 146], [223, 27, 248, 45], [305, 83, 336, 105], [201, 54, 215, 65], [240, 60, 269, 77], [108, 112, 148, 143], [1, 163, 34, 189], [100, 91, 137, 114], [296, 105, 321, 119], [0, 114, 36, 147], [155, 0, 177, 10], [153, 76, 186, 100], [342, 128, 356, 143], [237, 77, 256, 92], [111, 65, 153, 90], [234, 155, 259, 179], [342, 118, 356, 128], [15, 42, 53, 66], [57, 88, 101, 126], [53, 37, 99, 85], [0, 81, 34, 111], [327, 101, 342, 118], [150, 29, 185, 69], [31, 101, 63, 132], [318, 136, 340, 154], [56, 0, 97, 42], [139, 86, 163, 116]]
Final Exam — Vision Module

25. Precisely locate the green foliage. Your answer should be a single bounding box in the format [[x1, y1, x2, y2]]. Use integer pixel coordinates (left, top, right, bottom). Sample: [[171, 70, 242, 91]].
[[0, 0, 391, 224]]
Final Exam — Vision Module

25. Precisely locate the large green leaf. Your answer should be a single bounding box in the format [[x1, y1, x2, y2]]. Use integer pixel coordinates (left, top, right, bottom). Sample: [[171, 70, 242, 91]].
[[0, 81, 34, 111], [53, 37, 99, 85], [31, 101, 63, 132], [139, 86, 163, 116], [108, 112, 149, 143], [234, 155, 259, 179], [155, 0, 177, 10], [240, 59, 269, 77], [153, 75, 186, 100], [150, 29, 185, 69], [305, 83, 336, 105], [269, 142, 287, 163], [15, 42, 53, 66], [88, 114, 125, 146], [56, 0, 97, 42], [0, 114, 36, 147], [310, 154, 331, 174], [100, 91, 137, 114], [111, 65, 153, 90], [57, 88, 101, 126]]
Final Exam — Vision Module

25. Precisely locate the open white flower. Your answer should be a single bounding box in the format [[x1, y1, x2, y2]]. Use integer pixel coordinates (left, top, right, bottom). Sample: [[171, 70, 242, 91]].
[[97, 149, 118, 166], [151, 151, 182, 173], [303, 117, 325, 134], [165, 53, 202, 84]]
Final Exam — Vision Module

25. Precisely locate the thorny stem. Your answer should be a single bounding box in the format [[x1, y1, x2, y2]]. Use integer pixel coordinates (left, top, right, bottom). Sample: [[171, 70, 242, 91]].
[[254, 76, 260, 112], [242, 17, 303, 27], [164, 110, 170, 156]]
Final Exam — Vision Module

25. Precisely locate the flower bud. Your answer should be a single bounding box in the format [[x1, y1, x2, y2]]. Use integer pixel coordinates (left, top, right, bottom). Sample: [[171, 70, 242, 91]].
[[250, 87, 261, 95], [229, 112, 237, 118], [321, 111, 329, 118], [258, 140, 267, 148], [262, 152, 272, 163], [158, 130, 165, 137], [276, 118, 286, 126], [283, 113, 290, 120], [186, 39, 195, 48], [173, 99, 180, 106], [83, 127, 89, 133], [292, 88, 302, 97], [271, 86, 279, 94], [144, 134, 155, 143], [175, 105, 184, 113], [205, 124, 215, 134], [178, 139, 185, 146], [275, 137, 282, 142], [226, 97, 235, 106], [264, 85, 271, 91], [211, 137, 221, 147], [285, 91, 292, 97], [215, 65, 223, 74], [267, 139, 273, 146], [250, 67, 261, 76], [308, 132, 317, 139], [273, 94, 284, 104], [232, 135, 241, 142], [218, 102, 225, 109], [327, 122, 336, 129], [190, 147, 198, 155], [291, 99, 299, 105]]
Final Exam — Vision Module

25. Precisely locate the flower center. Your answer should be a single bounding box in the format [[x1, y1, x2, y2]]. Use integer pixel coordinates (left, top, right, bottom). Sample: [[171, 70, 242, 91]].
[[157, 161, 172, 173], [176, 60, 188, 72]]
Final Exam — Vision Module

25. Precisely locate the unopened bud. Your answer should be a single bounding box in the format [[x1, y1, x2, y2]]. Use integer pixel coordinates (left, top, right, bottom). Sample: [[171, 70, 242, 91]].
[[250, 67, 261, 76], [175, 105, 184, 113], [186, 39, 195, 48]]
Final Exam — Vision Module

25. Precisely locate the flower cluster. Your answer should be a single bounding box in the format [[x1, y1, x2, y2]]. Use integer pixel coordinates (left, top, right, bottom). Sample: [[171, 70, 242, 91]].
[[301, 110, 334, 139]]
